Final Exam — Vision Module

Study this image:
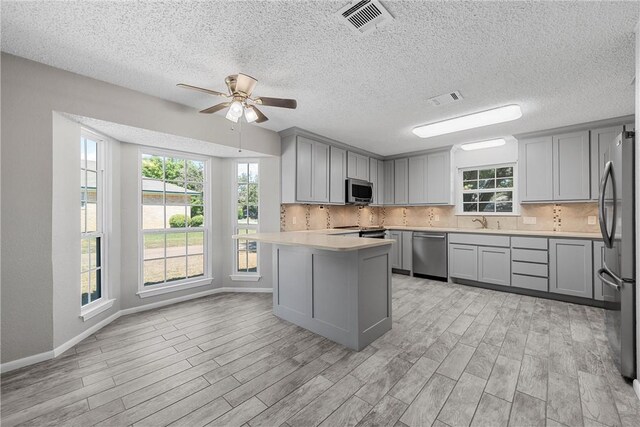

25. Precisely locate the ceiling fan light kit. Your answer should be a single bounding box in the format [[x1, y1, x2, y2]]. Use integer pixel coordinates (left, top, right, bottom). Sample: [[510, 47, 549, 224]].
[[177, 73, 297, 124]]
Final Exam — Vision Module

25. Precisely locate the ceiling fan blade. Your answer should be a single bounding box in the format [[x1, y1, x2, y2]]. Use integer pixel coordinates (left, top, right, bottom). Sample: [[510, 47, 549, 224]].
[[177, 83, 228, 98], [200, 102, 230, 114], [250, 106, 269, 123], [255, 97, 297, 109], [236, 73, 258, 96]]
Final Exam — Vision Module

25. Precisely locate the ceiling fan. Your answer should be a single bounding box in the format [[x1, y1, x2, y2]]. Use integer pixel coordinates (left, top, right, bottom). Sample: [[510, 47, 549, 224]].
[[177, 73, 297, 124]]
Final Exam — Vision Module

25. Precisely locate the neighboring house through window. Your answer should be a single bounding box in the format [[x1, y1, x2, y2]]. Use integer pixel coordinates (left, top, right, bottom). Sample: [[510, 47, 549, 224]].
[[80, 133, 104, 307], [235, 161, 259, 276], [140, 151, 210, 294], [460, 165, 516, 214]]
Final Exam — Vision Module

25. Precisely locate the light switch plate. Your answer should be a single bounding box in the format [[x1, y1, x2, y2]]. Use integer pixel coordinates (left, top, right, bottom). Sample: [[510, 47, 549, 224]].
[[588, 216, 597, 225], [434, 215, 440, 222], [523, 216, 537, 225], [292, 217, 297, 225]]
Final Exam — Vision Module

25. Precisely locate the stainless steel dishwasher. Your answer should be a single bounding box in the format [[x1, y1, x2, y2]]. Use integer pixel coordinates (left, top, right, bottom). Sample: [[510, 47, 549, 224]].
[[412, 232, 448, 280]]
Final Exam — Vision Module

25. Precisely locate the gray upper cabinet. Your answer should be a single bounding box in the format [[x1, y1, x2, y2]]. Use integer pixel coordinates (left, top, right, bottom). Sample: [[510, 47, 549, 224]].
[[295, 136, 329, 203], [478, 246, 511, 286], [407, 150, 451, 205], [426, 150, 451, 204], [553, 131, 591, 201], [408, 155, 426, 204], [519, 136, 553, 202], [347, 152, 369, 181], [369, 158, 384, 206], [549, 238, 593, 298], [383, 160, 395, 205], [590, 126, 623, 200], [329, 146, 347, 204], [394, 158, 409, 205]]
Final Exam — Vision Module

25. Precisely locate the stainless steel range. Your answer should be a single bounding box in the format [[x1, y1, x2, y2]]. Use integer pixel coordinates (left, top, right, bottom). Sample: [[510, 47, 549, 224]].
[[333, 225, 386, 239]]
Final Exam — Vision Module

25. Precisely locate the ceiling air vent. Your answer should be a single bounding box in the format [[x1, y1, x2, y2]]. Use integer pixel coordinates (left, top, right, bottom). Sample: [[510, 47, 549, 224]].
[[337, 0, 394, 35], [427, 91, 464, 107]]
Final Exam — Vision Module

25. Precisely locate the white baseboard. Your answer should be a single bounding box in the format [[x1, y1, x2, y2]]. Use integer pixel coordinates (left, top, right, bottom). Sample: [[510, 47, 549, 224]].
[[0, 286, 272, 373], [634, 379, 640, 402]]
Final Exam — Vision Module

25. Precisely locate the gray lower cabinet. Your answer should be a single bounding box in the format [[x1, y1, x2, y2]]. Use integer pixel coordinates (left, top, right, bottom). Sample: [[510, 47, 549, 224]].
[[477, 246, 511, 286], [552, 131, 591, 200], [329, 146, 346, 204], [387, 230, 412, 271], [549, 238, 593, 298], [388, 231, 402, 269], [449, 244, 478, 281]]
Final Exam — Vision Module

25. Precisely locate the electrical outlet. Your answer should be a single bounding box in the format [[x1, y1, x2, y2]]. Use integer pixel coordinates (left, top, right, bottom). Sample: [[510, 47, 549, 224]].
[[588, 216, 597, 225], [434, 215, 440, 222], [369, 214, 373, 223], [523, 216, 537, 225], [292, 217, 297, 225]]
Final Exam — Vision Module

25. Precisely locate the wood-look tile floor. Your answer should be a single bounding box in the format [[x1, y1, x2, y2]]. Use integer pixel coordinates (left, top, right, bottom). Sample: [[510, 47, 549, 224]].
[[2, 275, 640, 427]]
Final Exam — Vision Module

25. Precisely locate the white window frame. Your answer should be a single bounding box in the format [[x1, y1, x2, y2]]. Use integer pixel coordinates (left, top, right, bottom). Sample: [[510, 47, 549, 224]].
[[456, 162, 519, 216], [80, 130, 114, 321], [137, 148, 213, 298], [231, 159, 261, 281]]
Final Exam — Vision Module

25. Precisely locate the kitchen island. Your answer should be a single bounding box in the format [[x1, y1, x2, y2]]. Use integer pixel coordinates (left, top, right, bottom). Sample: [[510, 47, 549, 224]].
[[234, 232, 393, 351]]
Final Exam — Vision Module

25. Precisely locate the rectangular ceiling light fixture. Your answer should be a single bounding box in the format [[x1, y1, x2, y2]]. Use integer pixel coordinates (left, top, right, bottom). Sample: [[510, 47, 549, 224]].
[[460, 138, 506, 151], [412, 104, 522, 138]]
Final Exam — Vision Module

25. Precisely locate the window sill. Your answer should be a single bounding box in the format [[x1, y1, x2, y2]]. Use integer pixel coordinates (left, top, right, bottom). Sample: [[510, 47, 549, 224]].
[[137, 277, 213, 298], [229, 274, 262, 282], [80, 299, 115, 322]]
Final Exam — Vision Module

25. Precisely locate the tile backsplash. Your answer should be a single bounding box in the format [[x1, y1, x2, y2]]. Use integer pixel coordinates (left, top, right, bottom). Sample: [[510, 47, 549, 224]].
[[280, 203, 600, 233]]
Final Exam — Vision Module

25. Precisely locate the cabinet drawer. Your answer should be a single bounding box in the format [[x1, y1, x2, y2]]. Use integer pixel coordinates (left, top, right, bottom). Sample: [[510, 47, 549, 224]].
[[448, 233, 510, 248], [511, 237, 548, 250], [512, 273, 548, 292], [511, 248, 548, 264], [512, 261, 548, 278]]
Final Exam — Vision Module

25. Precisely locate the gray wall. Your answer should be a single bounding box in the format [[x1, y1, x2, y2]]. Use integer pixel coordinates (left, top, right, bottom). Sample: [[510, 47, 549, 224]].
[[1, 53, 280, 364]]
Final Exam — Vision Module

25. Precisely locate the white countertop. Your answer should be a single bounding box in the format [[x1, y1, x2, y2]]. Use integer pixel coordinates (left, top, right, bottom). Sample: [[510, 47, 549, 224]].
[[383, 226, 603, 239], [233, 231, 393, 252]]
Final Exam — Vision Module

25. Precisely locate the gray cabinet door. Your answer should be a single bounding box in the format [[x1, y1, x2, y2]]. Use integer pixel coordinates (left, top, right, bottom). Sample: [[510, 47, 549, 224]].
[[312, 141, 330, 203], [549, 239, 593, 298], [388, 231, 402, 269], [408, 155, 426, 204], [426, 150, 451, 204], [590, 126, 622, 200], [383, 160, 395, 205], [519, 136, 553, 201], [478, 246, 511, 286], [449, 244, 478, 281], [347, 152, 369, 181], [401, 231, 412, 271], [296, 137, 314, 202], [376, 159, 385, 205], [329, 146, 346, 204], [553, 131, 590, 200], [369, 157, 378, 205], [394, 158, 409, 205]]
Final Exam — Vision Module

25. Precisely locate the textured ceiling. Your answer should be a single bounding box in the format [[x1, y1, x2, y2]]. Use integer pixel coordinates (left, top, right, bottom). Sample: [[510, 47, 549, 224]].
[[65, 115, 265, 158], [2, 1, 638, 155]]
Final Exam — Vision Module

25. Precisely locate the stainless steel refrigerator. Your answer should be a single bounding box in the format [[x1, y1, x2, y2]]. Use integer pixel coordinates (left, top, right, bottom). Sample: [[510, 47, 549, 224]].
[[597, 127, 636, 379]]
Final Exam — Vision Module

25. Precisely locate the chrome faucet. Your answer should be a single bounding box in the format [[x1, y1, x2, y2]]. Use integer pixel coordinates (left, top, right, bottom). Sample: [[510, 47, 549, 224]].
[[473, 216, 488, 229]]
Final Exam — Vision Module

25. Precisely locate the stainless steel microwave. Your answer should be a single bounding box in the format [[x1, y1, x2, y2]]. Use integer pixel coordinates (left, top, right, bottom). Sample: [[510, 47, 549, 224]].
[[346, 178, 373, 205]]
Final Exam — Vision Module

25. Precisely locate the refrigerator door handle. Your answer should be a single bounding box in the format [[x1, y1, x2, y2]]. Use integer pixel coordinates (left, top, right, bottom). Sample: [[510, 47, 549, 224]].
[[598, 267, 621, 291], [598, 161, 617, 249]]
